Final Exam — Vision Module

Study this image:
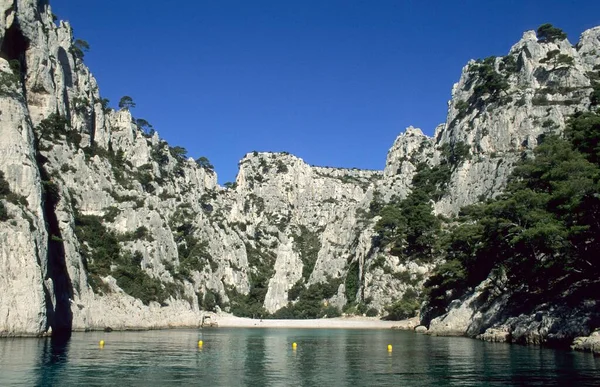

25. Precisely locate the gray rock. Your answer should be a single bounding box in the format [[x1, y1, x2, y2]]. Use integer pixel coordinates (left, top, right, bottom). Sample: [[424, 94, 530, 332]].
[[571, 331, 600, 354], [1, 0, 599, 339]]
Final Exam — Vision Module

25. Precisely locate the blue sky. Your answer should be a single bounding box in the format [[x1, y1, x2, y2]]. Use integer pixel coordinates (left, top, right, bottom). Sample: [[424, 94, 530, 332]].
[[50, 1, 600, 184]]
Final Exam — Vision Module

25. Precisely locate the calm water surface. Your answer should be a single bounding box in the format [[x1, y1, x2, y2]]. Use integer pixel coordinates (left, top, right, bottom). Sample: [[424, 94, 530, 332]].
[[0, 328, 599, 386]]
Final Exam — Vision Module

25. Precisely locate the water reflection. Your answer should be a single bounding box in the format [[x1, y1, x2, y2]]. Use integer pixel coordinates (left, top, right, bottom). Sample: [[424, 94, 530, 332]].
[[0, 329, 599, 386], [36, 335, 70, 387], [243, 330, 265, 386]]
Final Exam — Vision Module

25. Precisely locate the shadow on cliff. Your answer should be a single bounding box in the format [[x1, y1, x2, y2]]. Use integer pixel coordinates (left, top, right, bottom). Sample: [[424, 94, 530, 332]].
[[0, 19, 29, 95], [36, 142, 74, 338], [3, 14, 74, 337]]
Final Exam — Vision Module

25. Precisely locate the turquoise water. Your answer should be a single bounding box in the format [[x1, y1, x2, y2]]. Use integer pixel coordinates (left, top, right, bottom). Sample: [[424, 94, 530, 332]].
[[0, 328, 599, 386]]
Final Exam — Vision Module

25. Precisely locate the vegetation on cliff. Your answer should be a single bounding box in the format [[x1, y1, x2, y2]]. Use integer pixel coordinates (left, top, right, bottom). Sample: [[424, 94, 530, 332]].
[[424, 111, 600, 320], [374, 141, 471, 263]]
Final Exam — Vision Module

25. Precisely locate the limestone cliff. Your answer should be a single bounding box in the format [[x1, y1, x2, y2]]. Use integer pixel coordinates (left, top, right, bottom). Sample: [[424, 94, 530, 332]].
[[422, 28, 600, 349], [1, 0, 599, 343]]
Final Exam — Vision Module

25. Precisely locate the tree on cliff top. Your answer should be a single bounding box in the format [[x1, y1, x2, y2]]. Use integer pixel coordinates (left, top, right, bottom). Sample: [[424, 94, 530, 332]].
[[537, 24, 567, 43], [196, 156, 214, 170], [71, 39, 90, 59], [135, 118, 153, 133], [118, 96, 136, 110]]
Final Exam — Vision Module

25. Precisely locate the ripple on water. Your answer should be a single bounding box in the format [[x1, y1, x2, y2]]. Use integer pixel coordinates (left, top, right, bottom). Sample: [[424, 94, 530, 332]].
[[0, 328, 599, 386]]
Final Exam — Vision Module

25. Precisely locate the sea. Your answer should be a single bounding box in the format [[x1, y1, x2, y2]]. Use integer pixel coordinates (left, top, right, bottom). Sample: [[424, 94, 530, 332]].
[[0, 328, 598, 386]]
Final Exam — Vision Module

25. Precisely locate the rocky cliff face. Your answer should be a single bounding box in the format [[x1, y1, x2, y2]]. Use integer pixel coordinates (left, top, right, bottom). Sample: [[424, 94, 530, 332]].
[[1, 0, 599, 340], [424, 27, 600, 347]]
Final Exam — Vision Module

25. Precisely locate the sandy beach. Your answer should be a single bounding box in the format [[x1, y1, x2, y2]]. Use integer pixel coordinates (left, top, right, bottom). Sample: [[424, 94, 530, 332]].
[[210, 314, 419, 330]]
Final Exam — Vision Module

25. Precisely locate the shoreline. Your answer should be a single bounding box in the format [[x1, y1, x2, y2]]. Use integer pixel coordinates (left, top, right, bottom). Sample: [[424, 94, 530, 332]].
[[213, 315, 419, 330], [0, 316, 419, 338], [3, 318, 597, 355]]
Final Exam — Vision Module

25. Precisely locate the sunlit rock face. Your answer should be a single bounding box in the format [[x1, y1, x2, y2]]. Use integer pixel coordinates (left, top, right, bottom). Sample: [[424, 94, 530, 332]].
[[426, 28, 600, 342], [1, 0, 599, 336]]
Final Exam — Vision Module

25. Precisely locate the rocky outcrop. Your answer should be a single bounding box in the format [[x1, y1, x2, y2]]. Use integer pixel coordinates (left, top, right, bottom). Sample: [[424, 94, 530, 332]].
[[428, 271, 600, 349], [423, 27, 600, 347], [572, 331, 600, 355], [1, 0, 599, 342], [434, 28, 599, 214], [380, 126, 435, 201]]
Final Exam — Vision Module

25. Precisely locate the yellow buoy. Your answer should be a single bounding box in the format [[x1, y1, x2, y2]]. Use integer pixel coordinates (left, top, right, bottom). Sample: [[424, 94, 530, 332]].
[[198, 340, 203, 347], [292, 342, 297, 350], [99, 340, 105, 348], [387, 344, 392, 352]]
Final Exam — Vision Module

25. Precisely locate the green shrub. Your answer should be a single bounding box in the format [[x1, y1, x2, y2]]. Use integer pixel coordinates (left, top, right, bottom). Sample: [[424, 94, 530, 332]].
[[119, 226, 153, 242], [199, 290, 220, 312], [112, 262, 168, 305], [392, 270, 413, 283], [540, 50, 574, 68], [276, 160, 288, 173], [272, 305, 296, 319], [499, 55, 518, 73], [224, 242, 276, 315], [455, 99, 469, 117], [0, 201, 8, 221], [272, 278, 343, 319], [423, 259, 467, 317], [356, 302, 368, 315], [0, 60, 21, 97], [41, 180, 60, 205], [9, 59, 20, 78], [344, 261, 360, 302], [370, 255, 387, 271], [151, 147, 169, 166], [72, 96, 90, 115], [532, 94, 550, 106], [384, 289, 420, 320], [5, 192, 29, 207], [226, 287, 269, 318], [135, 118, 153, 133], [467, 57, 509, 106], [98, 97, 111, 114], [321, 305, 341, 318], [36, 114, 71, 142], [74, 211, 168, 305], [288, 280, 304, 301], [373, 152, 453, 263], [591, 83, 600, 107], [292, 226, 321, 280], [555, 54, 574, 67], [132, 163, 155, 192], [103, 206, 121, 222], [75, 213, 119, 276], [0, 171, 10, 196], [177, 238, 213, 281], [246, 242, 276, 288]]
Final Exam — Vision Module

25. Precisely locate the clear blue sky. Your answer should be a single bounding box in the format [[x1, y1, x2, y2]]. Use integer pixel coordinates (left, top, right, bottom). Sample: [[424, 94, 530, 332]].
[[50, 0, 600, 184]]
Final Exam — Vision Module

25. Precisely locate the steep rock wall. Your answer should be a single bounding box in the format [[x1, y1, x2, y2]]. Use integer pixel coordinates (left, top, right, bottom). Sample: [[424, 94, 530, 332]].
[[1, 0, 599, 337]]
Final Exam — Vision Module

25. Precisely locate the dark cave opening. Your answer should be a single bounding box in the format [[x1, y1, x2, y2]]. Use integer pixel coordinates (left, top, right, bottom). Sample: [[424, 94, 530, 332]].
[[0, 21, 29, 83]]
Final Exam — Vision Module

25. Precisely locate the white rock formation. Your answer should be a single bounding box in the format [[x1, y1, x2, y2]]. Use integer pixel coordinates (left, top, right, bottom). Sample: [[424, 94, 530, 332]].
[[1, 0, 599, 340]]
